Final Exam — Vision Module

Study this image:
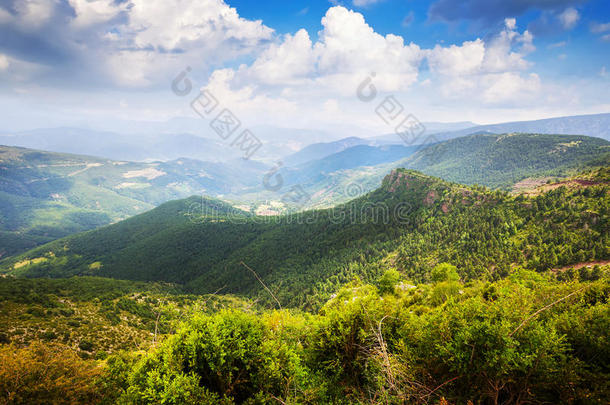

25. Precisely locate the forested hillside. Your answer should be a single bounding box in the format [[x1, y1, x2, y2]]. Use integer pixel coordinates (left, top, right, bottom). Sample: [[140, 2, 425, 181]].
[[3, 167, 608, 310], [2, 133, 607, 259], [400, 133, 610, 188], [0, 146, 264, 256]]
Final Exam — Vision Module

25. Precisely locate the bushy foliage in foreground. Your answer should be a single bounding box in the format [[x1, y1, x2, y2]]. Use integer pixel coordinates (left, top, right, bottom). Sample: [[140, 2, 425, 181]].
[[0, 342, 109, 404], [3, 270, 604, 404]]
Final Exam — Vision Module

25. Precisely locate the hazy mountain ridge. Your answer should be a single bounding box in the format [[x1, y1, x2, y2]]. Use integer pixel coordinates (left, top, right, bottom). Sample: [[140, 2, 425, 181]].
[[435, 113, 610, 141]]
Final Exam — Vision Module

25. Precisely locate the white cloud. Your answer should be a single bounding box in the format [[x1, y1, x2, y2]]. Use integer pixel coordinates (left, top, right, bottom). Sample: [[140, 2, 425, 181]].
[[558, 7, 579, 30], [4, 2, 606, 131], [427, 40, 485, 76], [0, 54, 9, 71], [482, 73, 541, 103], [242, 29, 316, 85], [223, 6, 423, 97], [13, 0, 55, 28], [590, 21, 610, 33], [68, 0, 125, 28], [428, 17, 534, 76], [123, 0, 273, 52], [193, 6, 551, 130], [548, 41, 567, 49], [2, 0, 274, 88], [314, 7, 422, 91]]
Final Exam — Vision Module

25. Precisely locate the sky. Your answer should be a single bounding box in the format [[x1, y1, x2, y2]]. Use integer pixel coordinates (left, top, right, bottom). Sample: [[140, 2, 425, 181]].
[[0, 0, 609, 135]]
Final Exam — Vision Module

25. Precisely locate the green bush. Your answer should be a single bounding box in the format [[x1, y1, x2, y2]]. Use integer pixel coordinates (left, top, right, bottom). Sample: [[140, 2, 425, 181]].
[[123, 310, 308, 404]]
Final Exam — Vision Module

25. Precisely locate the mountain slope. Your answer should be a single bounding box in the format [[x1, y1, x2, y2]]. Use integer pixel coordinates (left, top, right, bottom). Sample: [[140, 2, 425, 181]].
[[3, 168, 607, 310], [401, 133, 610, 188], [281, 144, 418, 185], [282, 137, 370, 166], [284, 133, 609, 209], [0, 146, 266, 256], [435, 113, 610, 141]]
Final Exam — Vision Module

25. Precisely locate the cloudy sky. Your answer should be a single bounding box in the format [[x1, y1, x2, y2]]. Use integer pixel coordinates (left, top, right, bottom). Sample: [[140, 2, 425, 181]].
[[0, 0, 609, 134]]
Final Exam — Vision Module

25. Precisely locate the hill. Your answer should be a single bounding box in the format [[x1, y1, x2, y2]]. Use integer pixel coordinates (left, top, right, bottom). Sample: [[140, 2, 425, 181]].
[[2, 133, 607, 257], [280, 133, 609, 209], [400, 133, 610, 188], [2, 168, 607, 309], [433, 112, 610, 141], [282, 137, 370, 166], [0, 146, 265, 256], [280, 144, 418, 185]]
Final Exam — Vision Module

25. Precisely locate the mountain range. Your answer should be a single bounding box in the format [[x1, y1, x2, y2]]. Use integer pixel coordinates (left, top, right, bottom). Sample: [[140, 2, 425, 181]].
[[2, 131, 608, 257], [2, 167, 607, 310]]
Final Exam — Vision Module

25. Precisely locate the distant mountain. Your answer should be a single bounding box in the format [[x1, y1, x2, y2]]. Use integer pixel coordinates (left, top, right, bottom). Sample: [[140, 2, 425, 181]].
[[283, 137, 369, 166], [0, 128, 243, 162], [281, 144, 418, 185], [0, 146, 267, 256], [421, 121, 479, 133], [283, 121, 480, 165], [0, 123, 344, 164], [436, 113, 610, 141], [291, 133, 610, 207], [401, 133, 610, 188]]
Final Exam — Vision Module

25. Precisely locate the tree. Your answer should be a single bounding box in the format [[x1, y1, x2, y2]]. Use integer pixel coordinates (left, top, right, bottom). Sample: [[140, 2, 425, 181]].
[[430, 263, 460, 283], [377, 269, 401, 295]]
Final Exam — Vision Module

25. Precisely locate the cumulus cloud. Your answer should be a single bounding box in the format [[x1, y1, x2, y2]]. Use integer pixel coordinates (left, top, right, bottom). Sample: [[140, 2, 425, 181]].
[[422, 18, 540, 105], [0, 0, 273, 87], [427, 18, 534, 76], [3, 2, 600, 131], [198, 7, 545, 128], [558, 8, 580, 29], [227, 6, 423, 96]]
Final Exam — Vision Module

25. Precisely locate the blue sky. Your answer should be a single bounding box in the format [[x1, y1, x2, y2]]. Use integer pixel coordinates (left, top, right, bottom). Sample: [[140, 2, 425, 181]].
[[0, 0, 609, 134]]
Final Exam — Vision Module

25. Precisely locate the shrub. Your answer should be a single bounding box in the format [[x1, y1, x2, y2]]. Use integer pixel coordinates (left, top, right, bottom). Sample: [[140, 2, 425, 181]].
[[124, 310, 307, 404], [430, 263, 460, 283], [0, 342, 108, 404]]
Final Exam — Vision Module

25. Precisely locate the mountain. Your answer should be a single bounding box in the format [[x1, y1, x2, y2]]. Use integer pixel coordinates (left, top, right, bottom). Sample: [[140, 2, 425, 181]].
[[3, 167, 607, 310], [280, 133, 610, 209], [282, 137, 370, 166], [0, 146, 267, 256], [2, 132, 606, 258], [0, 127, 242, 162], [0, 125, 335, 164], [435, 113, 610, 141], [401, 133, 610, 188], [281, 144, 418, 185]]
